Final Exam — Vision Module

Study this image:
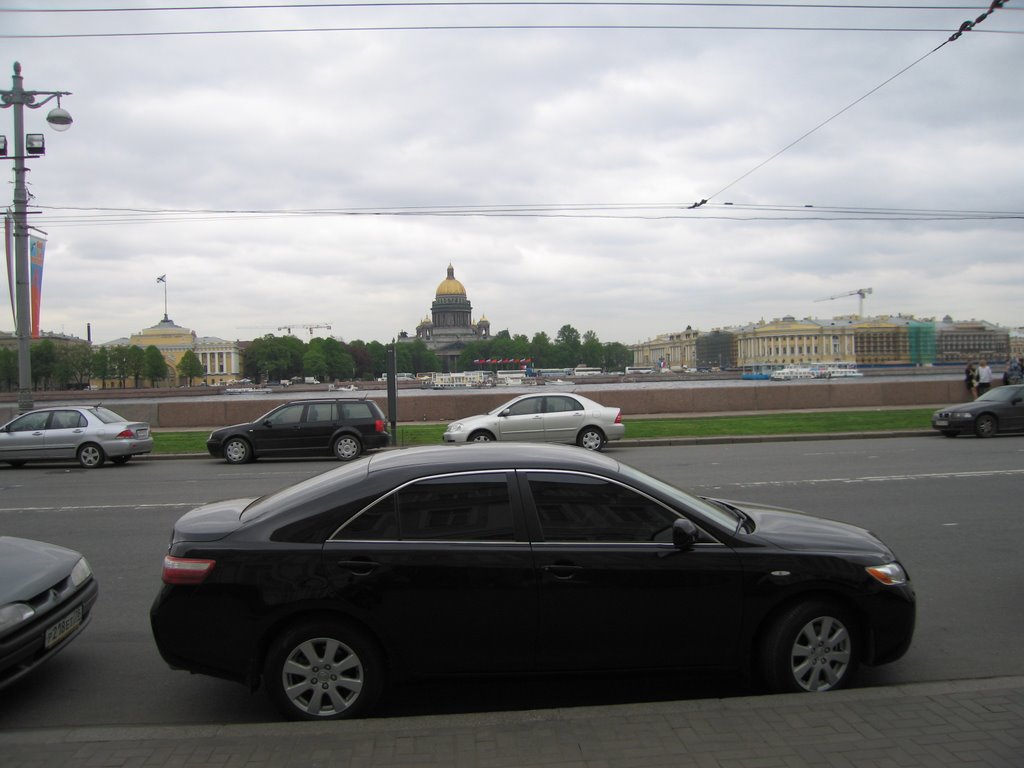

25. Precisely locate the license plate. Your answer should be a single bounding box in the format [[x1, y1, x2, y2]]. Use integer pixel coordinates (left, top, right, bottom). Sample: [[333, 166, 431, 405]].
[[934, 419, 949, 426], [45, 605, 83, 649]]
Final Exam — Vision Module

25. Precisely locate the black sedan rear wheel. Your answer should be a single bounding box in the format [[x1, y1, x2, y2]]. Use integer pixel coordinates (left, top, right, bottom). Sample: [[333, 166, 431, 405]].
[[974, 414, 998, 438], [223, 437, 252, 464], [760, 600, 859, 693], [264, 620, 383, 721]]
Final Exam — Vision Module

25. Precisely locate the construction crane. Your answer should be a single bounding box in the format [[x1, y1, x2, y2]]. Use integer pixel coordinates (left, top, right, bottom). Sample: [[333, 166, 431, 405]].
[[277, 323, 332, 336], [814, 287, 873, 317]]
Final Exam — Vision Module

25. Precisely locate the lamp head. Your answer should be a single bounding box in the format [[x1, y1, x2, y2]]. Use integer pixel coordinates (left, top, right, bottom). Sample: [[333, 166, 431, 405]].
[[46, 106, 73, 132]]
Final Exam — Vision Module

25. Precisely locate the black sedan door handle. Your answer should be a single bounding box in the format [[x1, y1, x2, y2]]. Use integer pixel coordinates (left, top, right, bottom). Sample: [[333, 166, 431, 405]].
[[542, 563, 584, 580], [336, 559, 381, 576]]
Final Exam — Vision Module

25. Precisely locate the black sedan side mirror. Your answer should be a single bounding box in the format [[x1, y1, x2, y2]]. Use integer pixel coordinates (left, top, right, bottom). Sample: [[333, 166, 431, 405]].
[[672, 518, 699, 550]]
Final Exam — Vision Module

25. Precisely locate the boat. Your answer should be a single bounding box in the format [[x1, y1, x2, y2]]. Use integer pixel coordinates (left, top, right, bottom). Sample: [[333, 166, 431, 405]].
[[741, 365, 774, 380], [223, 387, 273, 395], [814, 363, 864, 378], [770, 367, 815, 381]]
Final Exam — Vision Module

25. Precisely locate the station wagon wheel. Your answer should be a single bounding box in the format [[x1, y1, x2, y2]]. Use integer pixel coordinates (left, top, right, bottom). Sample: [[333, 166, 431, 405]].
[[223, 437, 252, 464], [264, 621, 383, 721], [974, 414, 997, 438], [577, 427, 606, 451], [469, 430, 495, 442], [760, 600, 859, 693], [77, 443, 106, 469], [333, 435, 362, 461]]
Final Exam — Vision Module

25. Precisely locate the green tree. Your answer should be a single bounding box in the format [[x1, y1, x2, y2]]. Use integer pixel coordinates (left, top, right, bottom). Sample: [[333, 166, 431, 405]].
[[30, 339, 58, 389], [144, 345, 168, 386], [602, 341, 633, 372], [91, 346, 111, 388], [127, 345, 145, 387], [108, 345, 131, 388], [580, 330, 603, 368], [302, 347, 327, 381], [0, 348, 16, 390], [176, 350, 205, 387], [55, 342, 94, 389], [243, 334, 304, 382]]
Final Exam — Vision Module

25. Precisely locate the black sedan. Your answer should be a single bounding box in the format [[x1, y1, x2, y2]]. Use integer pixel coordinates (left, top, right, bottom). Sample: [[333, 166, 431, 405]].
[[1, 537, 99, 689], [151, 443, 915, 721], [932, 384, 1024, 437]]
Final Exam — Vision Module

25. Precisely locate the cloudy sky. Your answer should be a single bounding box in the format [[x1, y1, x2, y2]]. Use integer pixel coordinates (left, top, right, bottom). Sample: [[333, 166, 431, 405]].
[[3, 1, 1022, 347]]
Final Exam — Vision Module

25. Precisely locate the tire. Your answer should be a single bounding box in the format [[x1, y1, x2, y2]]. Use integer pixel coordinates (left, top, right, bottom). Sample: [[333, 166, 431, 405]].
[[469, 431, 495, 443], [333, 435, 362, 462], [6, 460, 26, 468], [77, 443, 106, 469], [223, 437, 252, 464], [974, 414, 997, 438], [576, 427, 606, 451], [263, 620, 384, 721], [760, 600, 859, 693], [941, 430, 958, 438]]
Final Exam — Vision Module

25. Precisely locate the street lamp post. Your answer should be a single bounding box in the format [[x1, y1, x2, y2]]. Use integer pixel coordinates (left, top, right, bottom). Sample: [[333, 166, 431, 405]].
[[1, 62, 72, 412]]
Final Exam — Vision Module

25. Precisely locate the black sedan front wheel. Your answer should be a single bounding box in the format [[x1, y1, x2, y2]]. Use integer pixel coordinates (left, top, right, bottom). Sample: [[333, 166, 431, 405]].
[[760, 600, 859, 693], [264, 620, 383, 721], [974, 414, 998, 438]]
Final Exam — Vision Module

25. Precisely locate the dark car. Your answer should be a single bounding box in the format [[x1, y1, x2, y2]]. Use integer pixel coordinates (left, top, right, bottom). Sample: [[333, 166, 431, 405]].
[[151, 443, 915, 721], [206, 398, 390, 464], [1, 537, 99, 689], [932, 384, 1024, 438]]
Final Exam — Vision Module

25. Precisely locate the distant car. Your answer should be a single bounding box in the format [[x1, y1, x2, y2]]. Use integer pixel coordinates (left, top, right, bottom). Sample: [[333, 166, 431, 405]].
[[932, 384, 1024, 438], [0, 537, 99, 689], [0, 405, 153, 468], [150, 443, 915, 721], [443, 393, 624, 451], [206, 398, 390, 464]]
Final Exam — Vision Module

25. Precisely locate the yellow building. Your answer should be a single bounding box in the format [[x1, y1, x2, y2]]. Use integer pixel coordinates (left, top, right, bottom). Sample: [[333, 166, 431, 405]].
[[736, 316, 857, 367]]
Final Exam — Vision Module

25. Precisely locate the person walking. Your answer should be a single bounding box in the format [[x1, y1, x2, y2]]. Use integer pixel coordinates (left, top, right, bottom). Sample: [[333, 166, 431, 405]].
[[977, 360, 993, 396], [965, 362, 979, 399]]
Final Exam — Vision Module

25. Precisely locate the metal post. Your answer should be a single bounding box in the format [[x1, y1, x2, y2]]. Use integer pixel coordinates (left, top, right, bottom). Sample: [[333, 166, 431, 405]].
[[2, 62, 71, 413]]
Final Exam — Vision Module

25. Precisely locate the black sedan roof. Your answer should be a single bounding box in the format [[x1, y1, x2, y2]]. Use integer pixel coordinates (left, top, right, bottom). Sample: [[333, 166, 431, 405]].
[[364, 442, 621, 476]]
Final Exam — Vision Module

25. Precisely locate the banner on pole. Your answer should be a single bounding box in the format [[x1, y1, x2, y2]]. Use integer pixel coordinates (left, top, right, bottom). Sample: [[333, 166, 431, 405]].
[[29, 236, 46, 338], [4, 212, 13, 329]]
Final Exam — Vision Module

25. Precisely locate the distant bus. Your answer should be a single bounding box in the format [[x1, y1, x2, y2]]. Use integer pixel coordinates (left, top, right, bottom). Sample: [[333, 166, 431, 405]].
[[625, 366, 655, 375], [572, 366, 603, 377]]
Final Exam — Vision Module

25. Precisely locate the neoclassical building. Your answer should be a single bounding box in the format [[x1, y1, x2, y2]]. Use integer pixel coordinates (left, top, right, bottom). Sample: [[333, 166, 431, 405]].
[[101, 316, 241, 386], [406, 265, 490, 372]]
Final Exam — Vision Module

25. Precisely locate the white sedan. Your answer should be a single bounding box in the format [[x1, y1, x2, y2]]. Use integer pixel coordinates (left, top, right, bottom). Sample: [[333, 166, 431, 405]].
[[443, 393, 624, 451]]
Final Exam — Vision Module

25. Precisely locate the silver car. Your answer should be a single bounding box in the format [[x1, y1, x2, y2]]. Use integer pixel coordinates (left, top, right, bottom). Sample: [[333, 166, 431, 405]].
[[0, 405, 153, 468], [443, 392, 624, 450]]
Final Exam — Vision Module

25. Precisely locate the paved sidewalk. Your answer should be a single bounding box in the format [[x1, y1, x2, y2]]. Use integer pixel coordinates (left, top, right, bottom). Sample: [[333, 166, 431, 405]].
[[3, 676, 1022, 768]]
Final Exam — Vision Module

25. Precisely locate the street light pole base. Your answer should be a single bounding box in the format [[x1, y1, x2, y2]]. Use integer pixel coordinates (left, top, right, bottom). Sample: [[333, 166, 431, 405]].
[[17, 388, 34, 414]]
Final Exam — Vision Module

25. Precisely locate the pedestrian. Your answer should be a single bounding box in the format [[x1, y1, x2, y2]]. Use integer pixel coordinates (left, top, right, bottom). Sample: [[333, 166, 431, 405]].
[[1006, 357, 1023, 385], [977, 360, 993, 396], [965, 362, 979, 399]]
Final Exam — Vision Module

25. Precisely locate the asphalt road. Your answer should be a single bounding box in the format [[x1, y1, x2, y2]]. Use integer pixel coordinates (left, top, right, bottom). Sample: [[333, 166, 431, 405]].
[[1, 435, 1022, 728]]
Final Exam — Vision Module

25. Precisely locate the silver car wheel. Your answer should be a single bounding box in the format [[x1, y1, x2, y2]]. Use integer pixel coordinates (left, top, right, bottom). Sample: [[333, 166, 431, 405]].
[[280, 636, 365, 718], [788, 615, 853, 692], [77, 443, 105, 469], [469, 431, 494, 442], [577, 427, 605, 451], [333, 435, 362, 461]]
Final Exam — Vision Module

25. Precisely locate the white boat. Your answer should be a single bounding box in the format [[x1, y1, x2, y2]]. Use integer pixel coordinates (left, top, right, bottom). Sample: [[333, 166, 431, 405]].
[[770, 367, 815, 381], [817, 363, 864, 378], [224, 387, 273, 395]]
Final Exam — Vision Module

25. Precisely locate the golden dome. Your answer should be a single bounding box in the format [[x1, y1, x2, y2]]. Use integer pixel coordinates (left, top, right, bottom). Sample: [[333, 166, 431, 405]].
[[435, 264, 466, 297]]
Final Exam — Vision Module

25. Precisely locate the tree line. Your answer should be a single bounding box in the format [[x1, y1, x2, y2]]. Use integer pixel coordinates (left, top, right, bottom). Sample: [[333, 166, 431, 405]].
[[0, 324, 632, 390]]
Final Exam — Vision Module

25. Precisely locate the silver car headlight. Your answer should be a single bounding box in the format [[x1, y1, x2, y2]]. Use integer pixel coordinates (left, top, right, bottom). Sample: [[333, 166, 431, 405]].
[[447, 423, 464, 433], [70, 557, 92, 588]]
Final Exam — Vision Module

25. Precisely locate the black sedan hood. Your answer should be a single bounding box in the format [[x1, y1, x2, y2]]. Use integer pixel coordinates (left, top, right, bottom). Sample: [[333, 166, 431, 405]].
[[0, 536, 83, 602], [172, 498, 258, 542], [721, 499, 893, 558]]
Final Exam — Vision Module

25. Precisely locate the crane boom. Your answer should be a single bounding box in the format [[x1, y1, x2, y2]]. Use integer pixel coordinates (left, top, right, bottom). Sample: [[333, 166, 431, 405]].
[[813, 288, 873, 317]]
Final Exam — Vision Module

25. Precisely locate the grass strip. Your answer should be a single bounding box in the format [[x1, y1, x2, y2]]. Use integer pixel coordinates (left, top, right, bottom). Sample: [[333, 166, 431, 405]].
[[152, 409, 935, 454]]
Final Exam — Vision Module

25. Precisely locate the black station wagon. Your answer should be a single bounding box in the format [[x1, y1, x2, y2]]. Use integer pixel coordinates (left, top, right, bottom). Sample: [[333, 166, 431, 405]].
[[151, 443, 915, 721], [206, 398, 390, 464]]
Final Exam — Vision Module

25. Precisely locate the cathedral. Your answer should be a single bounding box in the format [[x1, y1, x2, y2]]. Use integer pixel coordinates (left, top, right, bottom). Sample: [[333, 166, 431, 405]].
[[405, 264, 490, 372]]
